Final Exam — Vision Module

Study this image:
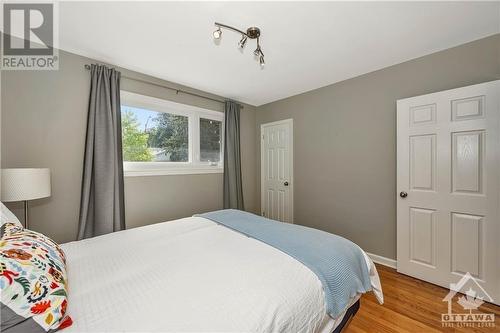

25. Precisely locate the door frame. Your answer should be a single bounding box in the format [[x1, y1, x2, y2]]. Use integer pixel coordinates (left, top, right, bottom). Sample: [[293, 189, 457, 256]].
[[260, 119, 294, 222]]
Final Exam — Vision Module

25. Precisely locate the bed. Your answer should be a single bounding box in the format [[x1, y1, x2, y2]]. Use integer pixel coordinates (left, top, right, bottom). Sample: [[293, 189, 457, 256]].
[[58, 211, 383, 333]]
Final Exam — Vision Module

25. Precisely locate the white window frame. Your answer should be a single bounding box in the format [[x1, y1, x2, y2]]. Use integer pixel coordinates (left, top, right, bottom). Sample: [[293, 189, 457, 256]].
[[121, 91, 224, 177]]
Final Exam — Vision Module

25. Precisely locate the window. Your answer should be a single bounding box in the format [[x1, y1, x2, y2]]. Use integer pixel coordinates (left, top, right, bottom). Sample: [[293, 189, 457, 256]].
[[121, 91, 224, 176], [200, 118, 222, 163], [122, 106, 189, 162]]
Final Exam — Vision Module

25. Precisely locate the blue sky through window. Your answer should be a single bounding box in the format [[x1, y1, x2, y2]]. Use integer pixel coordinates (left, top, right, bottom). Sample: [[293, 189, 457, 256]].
[[121, 105, 158, 131]]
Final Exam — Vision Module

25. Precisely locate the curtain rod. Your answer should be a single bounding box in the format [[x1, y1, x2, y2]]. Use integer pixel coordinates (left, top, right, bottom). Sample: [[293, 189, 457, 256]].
[[84, 64, 226, 105]]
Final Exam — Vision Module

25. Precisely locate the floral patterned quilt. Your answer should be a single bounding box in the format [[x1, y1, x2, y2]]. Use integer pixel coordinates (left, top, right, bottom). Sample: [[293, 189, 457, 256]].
[[0, 223, 72, 332]]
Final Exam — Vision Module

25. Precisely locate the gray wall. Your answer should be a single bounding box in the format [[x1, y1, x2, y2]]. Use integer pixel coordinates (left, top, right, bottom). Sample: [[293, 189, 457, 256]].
[[2, 34, 498, 260], [1, 49, 256, 243], [255, 34, 500, 260]]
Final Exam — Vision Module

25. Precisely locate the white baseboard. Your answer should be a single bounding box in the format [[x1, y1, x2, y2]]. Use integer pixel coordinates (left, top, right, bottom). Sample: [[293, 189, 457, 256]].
[[366, 252, 397, 269]]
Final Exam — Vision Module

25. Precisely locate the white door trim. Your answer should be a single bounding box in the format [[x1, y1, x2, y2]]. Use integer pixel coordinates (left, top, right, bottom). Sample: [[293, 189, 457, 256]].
[[260, 119, 294, 222]]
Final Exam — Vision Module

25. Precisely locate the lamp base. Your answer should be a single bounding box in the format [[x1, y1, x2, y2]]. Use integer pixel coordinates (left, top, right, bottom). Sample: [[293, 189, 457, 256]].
[[24, 200, 29, 229]]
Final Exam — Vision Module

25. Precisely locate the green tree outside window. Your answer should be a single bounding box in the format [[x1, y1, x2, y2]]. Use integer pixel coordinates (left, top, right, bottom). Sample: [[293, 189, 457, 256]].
[[122, 111, 153, 162]]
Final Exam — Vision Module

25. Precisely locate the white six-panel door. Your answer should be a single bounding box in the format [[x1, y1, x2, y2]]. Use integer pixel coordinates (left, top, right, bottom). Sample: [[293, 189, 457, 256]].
[[261, 119, 293, 223], [397, 80, 500, 305]]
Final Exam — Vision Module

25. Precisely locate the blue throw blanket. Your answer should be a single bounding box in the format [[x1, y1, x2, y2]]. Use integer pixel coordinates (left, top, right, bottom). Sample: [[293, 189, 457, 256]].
[[197, 209, 372, 318]]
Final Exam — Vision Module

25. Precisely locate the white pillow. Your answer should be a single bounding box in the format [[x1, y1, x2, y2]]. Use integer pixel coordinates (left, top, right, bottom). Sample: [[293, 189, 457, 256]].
[[1, 201, 23, 228]]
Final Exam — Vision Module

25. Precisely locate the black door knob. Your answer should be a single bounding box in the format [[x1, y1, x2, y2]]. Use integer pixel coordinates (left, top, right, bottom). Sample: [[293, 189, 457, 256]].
[[400, 191, 408, 198], [284, 181, 289, 186]]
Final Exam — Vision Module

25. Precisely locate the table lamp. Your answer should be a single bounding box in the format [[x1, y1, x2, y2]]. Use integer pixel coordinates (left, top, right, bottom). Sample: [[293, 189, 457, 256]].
[[1, 168, 51, 229]]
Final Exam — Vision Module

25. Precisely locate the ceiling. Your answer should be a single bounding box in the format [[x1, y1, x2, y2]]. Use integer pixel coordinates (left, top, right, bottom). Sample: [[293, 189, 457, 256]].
[[57, 1, 500, 106]]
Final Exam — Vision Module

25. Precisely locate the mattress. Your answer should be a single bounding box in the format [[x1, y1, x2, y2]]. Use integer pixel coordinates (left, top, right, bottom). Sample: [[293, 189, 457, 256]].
[[61, 216, 382, 332]]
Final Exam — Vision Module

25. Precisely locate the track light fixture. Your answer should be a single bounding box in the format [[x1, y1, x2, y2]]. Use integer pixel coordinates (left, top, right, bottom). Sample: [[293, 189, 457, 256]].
[[213, 22, 265, 67]]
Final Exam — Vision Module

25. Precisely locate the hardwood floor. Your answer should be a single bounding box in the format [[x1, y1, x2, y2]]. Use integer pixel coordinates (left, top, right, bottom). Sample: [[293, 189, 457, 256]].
[[345, 264, 500, 333]]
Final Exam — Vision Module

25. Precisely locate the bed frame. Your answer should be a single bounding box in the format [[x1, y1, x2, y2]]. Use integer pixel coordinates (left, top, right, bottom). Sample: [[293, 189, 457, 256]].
[[332, 300, 360, 333]]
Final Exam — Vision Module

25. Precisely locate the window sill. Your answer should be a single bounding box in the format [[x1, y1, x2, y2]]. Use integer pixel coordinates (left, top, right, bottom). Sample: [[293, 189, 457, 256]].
[[124, 167, 223, 177]]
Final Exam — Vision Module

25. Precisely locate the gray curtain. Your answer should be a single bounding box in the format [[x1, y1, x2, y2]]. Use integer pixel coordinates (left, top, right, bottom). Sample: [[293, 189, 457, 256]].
[[78, 64, 125, 240], [223, 101, 244, 210]]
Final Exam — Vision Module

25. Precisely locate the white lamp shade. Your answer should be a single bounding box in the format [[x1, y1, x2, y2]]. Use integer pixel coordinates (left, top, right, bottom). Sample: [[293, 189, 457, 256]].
[[1, 168, 51, 202]]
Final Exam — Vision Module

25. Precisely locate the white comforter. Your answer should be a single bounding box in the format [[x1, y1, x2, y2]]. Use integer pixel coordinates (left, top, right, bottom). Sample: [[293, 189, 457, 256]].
[[61, 216, 382, 333]]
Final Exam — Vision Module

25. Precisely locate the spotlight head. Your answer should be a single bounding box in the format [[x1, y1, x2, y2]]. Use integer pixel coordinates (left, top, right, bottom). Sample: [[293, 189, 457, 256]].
[[213, 27, 222, 39], [238, 35, 248, 48], [259, 55, 265, 67], [254, 46, 261, 57]]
